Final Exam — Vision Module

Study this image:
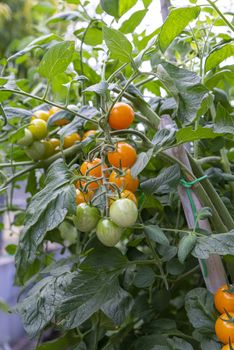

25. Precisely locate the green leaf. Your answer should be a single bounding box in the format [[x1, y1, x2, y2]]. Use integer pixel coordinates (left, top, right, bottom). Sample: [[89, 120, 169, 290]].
[[185, 288, 215, 332], [158, 6, 201, 52], [197, 207, 212, 220], [157, 62, 209, 125], [143, 0, 153, 7], [134, 36, 156, 68], [152, 128, 176, 148], [131, 148, 153, 178], [15, 160, 77, 283], [47, 11, 82, 24], [74, 23, 103, 46], [0, 299, 10, 313], [119, 0, 137, 16], [103, 26, 132, 63], [39, 41, 75, 81], [144, 225, 170, 246], [205, 42, 234, 72], [100, 0, 119, 18], [141, 164, 181, 195], [133, 266, 156, 288], [83, 81, 109, 95], [120, 10, 147, 34], [214, 102, 234, 134], [5, 244, 17, 255], [37, 333, 79, 350], [176, 126, 222, 143], [178, 234, 197, 264], [193, 230, 234, 259]]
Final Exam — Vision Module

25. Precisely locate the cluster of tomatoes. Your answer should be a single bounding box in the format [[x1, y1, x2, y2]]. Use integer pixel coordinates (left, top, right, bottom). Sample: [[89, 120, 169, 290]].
[[73, 102, 140, 247], [18, 106, 92, 160], [214, 284, 234, 349]]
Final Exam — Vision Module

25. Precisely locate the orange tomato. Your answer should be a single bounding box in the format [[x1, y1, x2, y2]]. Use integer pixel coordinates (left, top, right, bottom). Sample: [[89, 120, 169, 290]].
[[32, 110, 50, 122], [82, 130, 97, 140], [80, 158, 106, 190], [215, 312, 234, 344], [63, 133, 81, 149], [109, 169, 139, 193], [49, 106, 61, 115], [215, 284, 234, 314], [107, 142, 137, 168], [222, 344, 234, 350], [109, 190, 137, 206], [54, 118, 70, 126], [109, 102, 134, 130], [76, 189, 94, 204]]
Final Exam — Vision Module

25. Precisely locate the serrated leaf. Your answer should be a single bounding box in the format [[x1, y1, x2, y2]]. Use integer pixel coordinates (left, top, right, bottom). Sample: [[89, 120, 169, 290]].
[[103, 26, 132, 63], [214, 102, 234, 134], [158, 6, 201, 52], [141, 164, 180, 195], [144, 225, 170, 246], [157, 62, 209, 125], [39, 41, 75, 81], [120, 10, 147, 34], [131, 148, 153, 177], [205, 42, 234, 72], [178, 234, 197, 263], [133, 266, 156, 288], [15, 160, 77, 283], [176, 126, 222, 143], [193, 230, 234, 259], [152, 128, 176, 148], [83, 81, 108, 95]]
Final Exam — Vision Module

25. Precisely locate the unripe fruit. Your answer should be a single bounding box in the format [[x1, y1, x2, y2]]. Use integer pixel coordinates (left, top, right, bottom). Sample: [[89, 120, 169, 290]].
[[110, 198, 138, 228], [28, 119, 47, 140], [59, 221, 77, 246], [96, 218, 122, 247], [33, 110, 50, 122], [18, 128, 33, 146], [74, 203, 100, 232], [25, 141, 45, 160]]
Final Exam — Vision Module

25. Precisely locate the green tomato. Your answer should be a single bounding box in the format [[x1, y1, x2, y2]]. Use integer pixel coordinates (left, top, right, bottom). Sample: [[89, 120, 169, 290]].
[[228, 148, 234, 162], [28, 119, 47, 140], [74, 203, 100, 232], [18, 128, 34, 146], [96, 218, 122, 247], [41, 140, 54, 159], [59, 221, 77, 246], [25, 141, 45, 160], [110, 198, 138, 228]]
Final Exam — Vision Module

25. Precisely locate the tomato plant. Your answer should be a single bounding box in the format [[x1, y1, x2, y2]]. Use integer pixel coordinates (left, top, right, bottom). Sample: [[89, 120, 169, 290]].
[[0, 0, 234, 349]]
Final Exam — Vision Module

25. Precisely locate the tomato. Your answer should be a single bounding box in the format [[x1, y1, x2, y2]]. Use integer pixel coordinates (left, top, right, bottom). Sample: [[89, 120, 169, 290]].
[[54, 118, 70, 126], [80, 158, 106, 190], [76, 189, 94, 204], [25, 141, 45, 160], [59, 221, 77, 247], [32, 110, 50, 122], [215, 312, 234, 344], [222, 344, 234, 350], [49, 106, 61, 116], [215, 284, 234, 314], [63, 133, 81, 149], [41, 140, 54, 158], [28, 119, 47, 140], [107, 142, 137, 168], [74, 203, 100, 232], [49, 138, 60, 152], [109, 169, 139, 193], [109, 102, 134, 130], [96, 218, 122, 247], [109, 190, 137, 206], [110, 198, 138, 228], [82, 130, 97, 140], [18, 128, 33, 146]]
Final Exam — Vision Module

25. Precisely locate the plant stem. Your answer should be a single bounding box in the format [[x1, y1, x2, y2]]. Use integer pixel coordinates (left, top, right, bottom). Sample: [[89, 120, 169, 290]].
[[110, 129, 153, 147], [197, 156, 221, 165], [207, 0, 234, 32], [0, 161, 34, 168], [220, 147, 234, 206]]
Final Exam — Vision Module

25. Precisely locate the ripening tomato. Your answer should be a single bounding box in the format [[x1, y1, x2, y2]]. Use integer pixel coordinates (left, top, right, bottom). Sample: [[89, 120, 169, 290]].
[[41, 140, 54, 158], [54, 118, 70, 126], [25, 141, 45, 160], [76, 189, 94, 204], [109, 190, 137, 206], [74, 203, 100, 232], [109, 102, 134, 130], [49, 138, 60, 152], [18, 128, 33, 147], [28, 119, 47, 140], [82, 130, 97, 140], [79, 158, 106, 190], [59, 221, 77, 246], [49, 106, 61, 116], [96, 218, 122, 247], [110, 198, 138, 228], [215, 312, 234, 344], [215, 284, 234, 314], [32, 110, 50, 122], [63, 133, 81, 149], [222, 344, 234, 350], [107, 142, 137, 168], [109, 169, 139, 193]]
